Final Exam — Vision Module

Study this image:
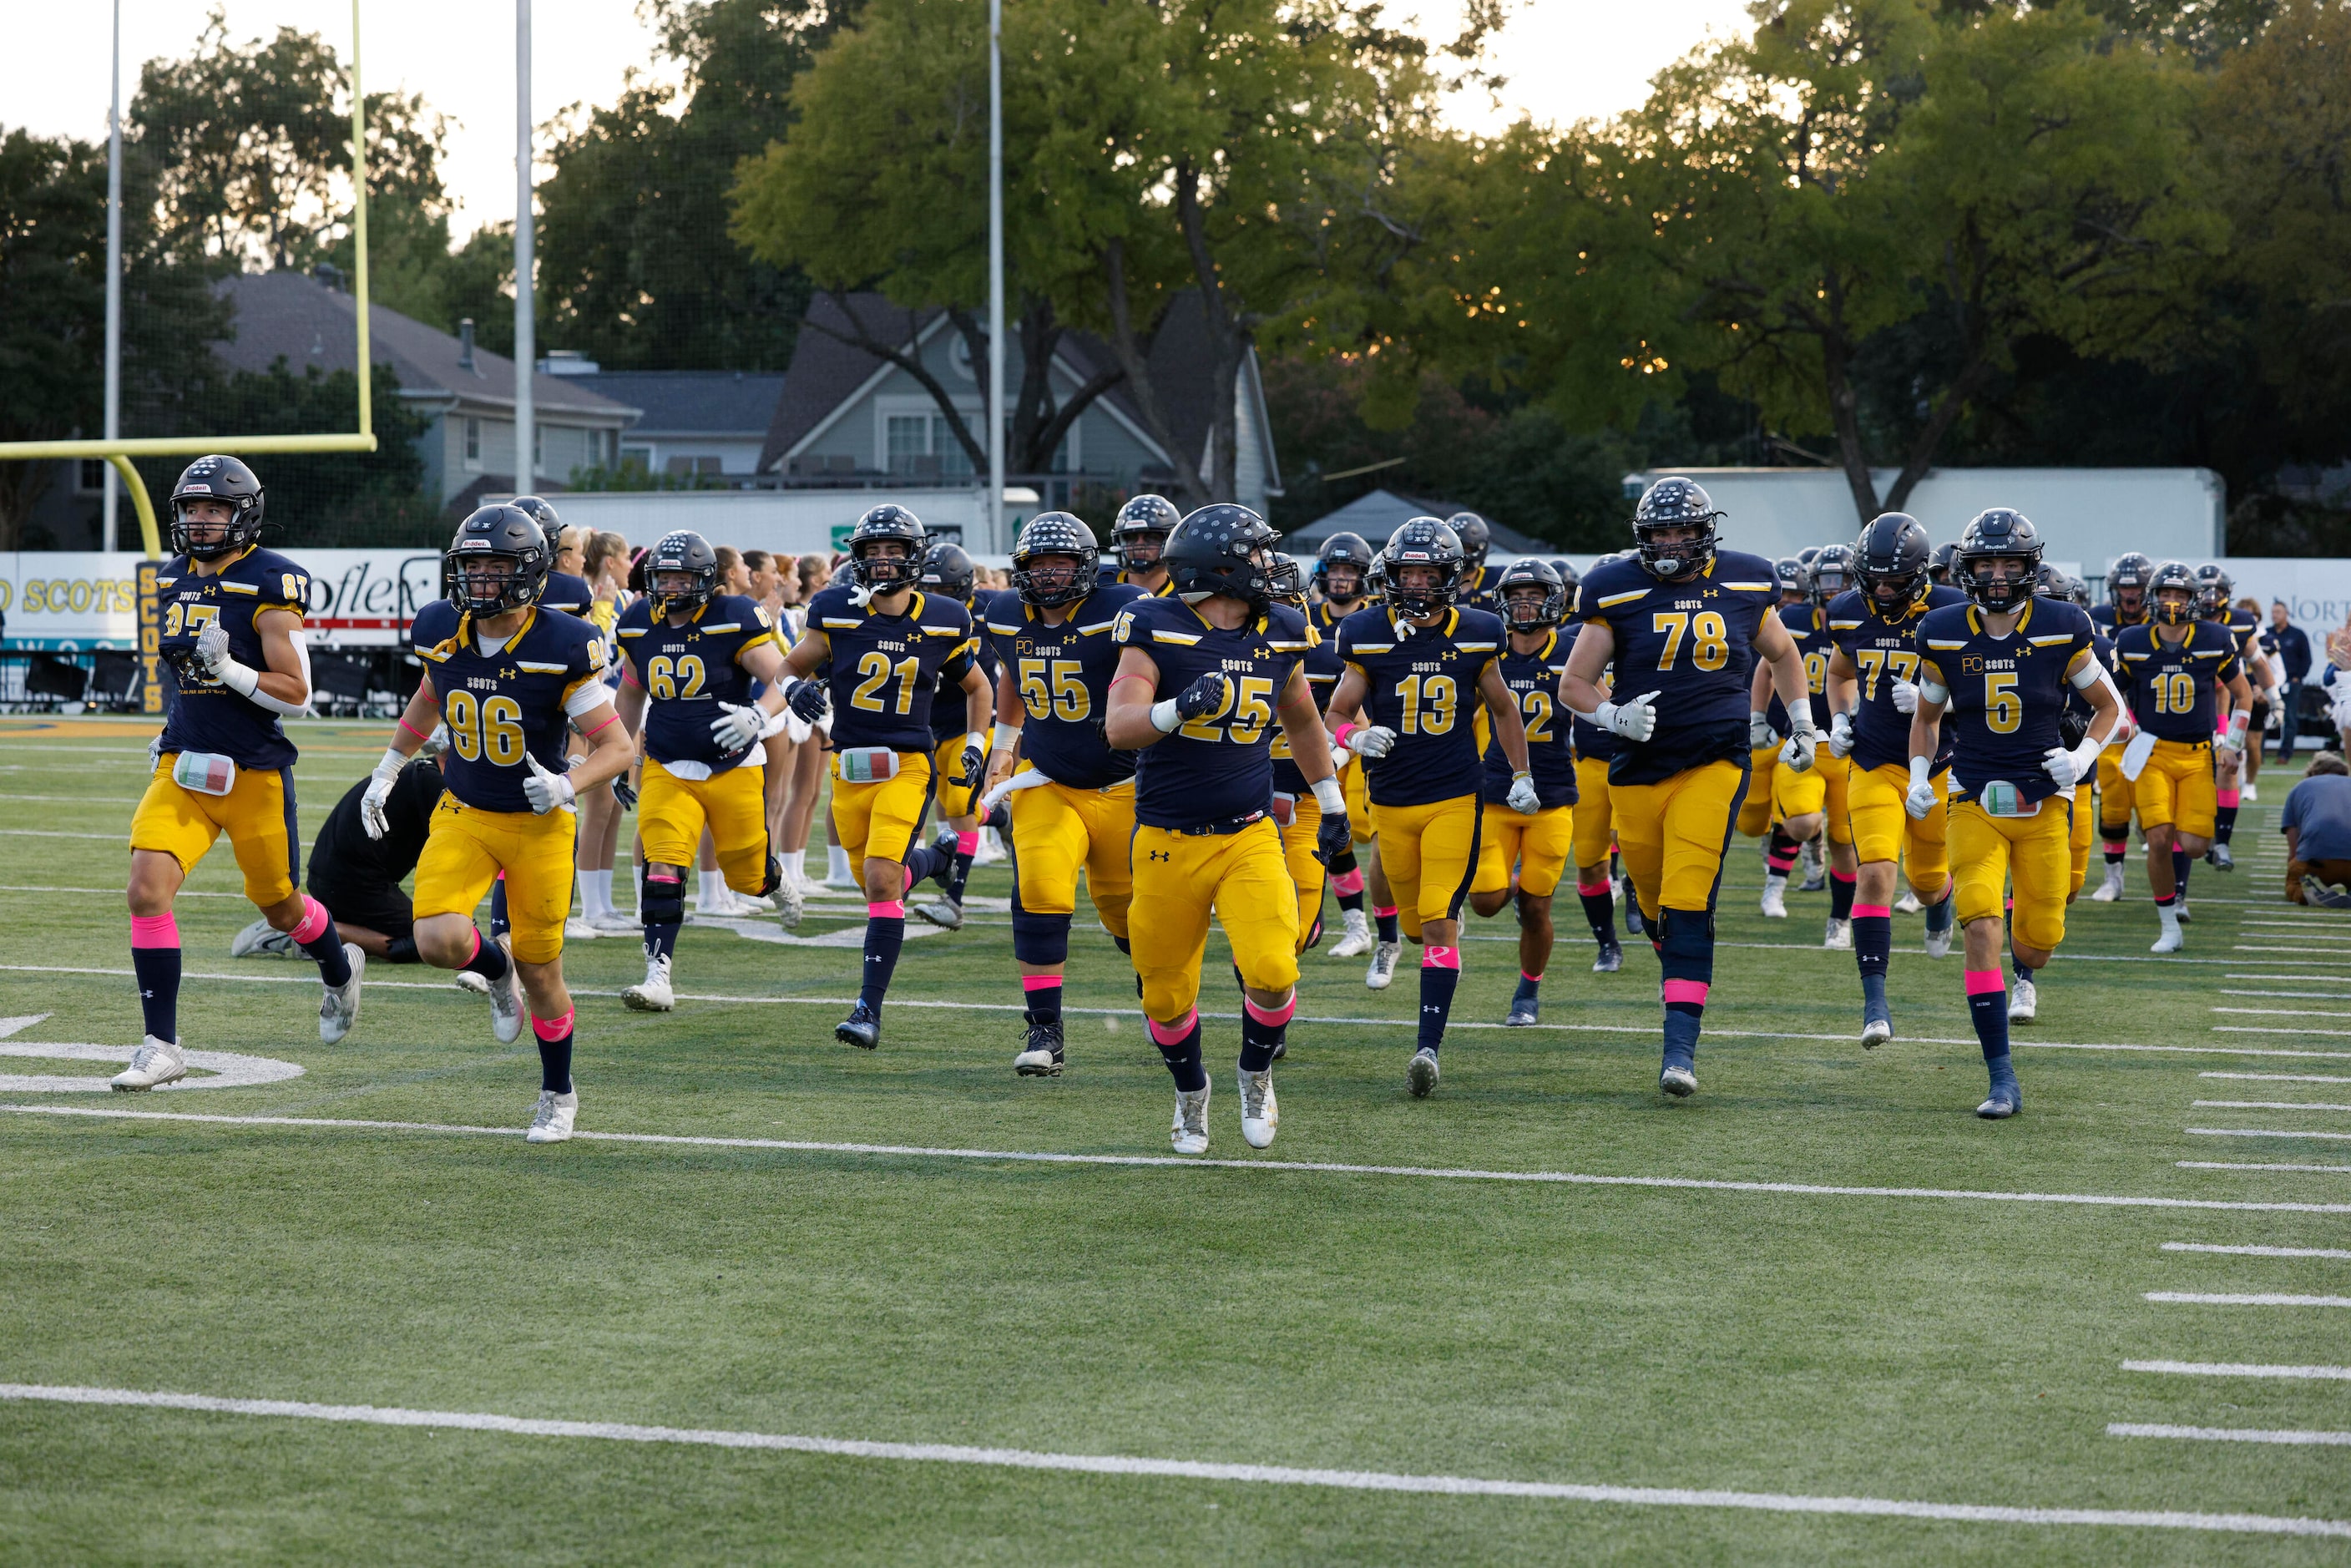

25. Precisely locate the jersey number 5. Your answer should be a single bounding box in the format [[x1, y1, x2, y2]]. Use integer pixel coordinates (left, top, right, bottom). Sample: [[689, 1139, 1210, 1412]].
[[1653, 611, 1728, 672], [1982, 671, 2022, 734], [1018, 657, 1090, 721], [1178, 675, 1275, 744]]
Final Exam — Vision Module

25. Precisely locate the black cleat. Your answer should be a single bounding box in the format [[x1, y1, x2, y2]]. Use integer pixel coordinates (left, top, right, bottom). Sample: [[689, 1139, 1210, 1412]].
[[836, 1000, 882, 1050], [1014, 1018, 1064, 1076], [1592, 939, 1622, 974]]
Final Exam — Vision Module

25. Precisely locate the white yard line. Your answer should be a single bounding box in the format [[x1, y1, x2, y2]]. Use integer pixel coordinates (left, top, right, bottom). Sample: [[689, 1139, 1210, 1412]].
[[8, 1102, 2351, 1214], [2220, 975, 2351, 986], [2220, 989, 2351, 1000], [2109, 1423, 2351, 1449], [0, 1383, 2337, 1539], [2160, 1242, 2351, 1260], [0, 830, 134, 840], [2194, 1100, 2351, 1113], [2213, 1028, 2351, 1040], [2212, 1008, 2347, 1019], [0, 885, 246, 898], [2187, 1127, 2351, 1142], [2143, 1291, 2351, 1307], [2177, 1161, 2351, 1173], [2199, 1072, 2351, 1085], [2123, 1359, 2351, 1378]]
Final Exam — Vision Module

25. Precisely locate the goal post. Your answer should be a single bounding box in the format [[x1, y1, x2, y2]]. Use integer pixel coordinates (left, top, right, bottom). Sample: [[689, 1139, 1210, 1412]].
[[0, 0, 378, 560]]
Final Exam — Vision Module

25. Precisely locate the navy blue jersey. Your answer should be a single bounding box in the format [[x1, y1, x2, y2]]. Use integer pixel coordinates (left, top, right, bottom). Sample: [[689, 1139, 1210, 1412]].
[[1826, 584, 1967, 776], [986, 584, 1145, 791], [1113, 595, 1311, 830], [2071, 628, 2116, 730], [538, 570, 595, 618], [1272, 602, 1355, 793], [1553, 622, 1617, 763], [154, 544, 312, 771], [2091, 602, 2151, 638], [932, 593, 1005, 744], [1483, 631, 1577, 810], [805, 584, 976, 754], [614, 594, 782, 771], [1456, 564, 1503, 614], [2116, 620, 2241, 741], [411, 601, 609, 813], [1766, 602, 1836, 732], [1574, 550, 1781, 787], [1337, 605, 1504, 807], [1917, 598, 2096, 807]]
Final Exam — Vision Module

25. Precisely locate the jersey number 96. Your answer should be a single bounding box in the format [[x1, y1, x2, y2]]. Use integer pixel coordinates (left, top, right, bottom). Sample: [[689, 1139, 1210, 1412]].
[[443, 690, 528, 764]]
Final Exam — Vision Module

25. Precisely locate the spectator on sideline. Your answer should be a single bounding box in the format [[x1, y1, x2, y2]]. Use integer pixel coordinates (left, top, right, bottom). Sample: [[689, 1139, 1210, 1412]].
[[796, 553, 831, 602], [553, 525, 589, 579], [715, 544, 749, 597], [2269, 601, 2311, 761], [2283, 751, 2351, 907]]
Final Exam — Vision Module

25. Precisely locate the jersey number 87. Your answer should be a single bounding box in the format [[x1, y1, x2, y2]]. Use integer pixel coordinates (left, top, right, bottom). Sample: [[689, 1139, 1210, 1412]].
[[444, 690, 527, 763], [1654, 611, 1728, 671]]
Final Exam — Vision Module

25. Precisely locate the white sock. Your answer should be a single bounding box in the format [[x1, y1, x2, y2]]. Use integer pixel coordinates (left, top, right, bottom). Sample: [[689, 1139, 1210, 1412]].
[[582, 868, 609, 918], [827, 845, 852, 882], [781, 849, 805, 881]]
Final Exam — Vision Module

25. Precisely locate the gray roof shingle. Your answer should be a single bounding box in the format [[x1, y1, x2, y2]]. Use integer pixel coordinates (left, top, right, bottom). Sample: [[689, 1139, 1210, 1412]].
[[552, 371, 785, 436]]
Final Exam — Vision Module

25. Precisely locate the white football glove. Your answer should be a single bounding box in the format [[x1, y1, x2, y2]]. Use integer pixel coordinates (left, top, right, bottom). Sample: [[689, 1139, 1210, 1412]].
[[1507, 771, 1542, 814], [360, 746, 406, 841], [523, 751, 576, 814], [1779, 726, 1817, 774], [710, 701, 764, 755], [1595, 690, 1662, 743], [193, 620, 234, 678], [1891, 679, 1919, 716], [1352, 725, 1398, 760], [1748, 711, 1779, 750], [2041, 746, 2082, 788], [1828, 710, 1855, 758], [1904, 759, 1938, 821], [147, 731, 164, 771]]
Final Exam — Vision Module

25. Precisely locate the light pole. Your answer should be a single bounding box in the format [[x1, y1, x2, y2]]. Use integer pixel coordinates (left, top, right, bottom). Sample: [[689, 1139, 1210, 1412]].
[[513, 0, 534, 494], [986, 0, 1005, 554], [102, 0, 124, 551]]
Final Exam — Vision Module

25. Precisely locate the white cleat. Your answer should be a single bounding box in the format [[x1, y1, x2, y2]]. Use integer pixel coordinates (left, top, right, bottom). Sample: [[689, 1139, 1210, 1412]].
[[2175, 896, 2192, 924], [2008, 975, 2037, 1024], [589, 912, 641, 935], [1893, 888, 1924, 915], [563, 916, 602, 939], [2242, 781, 2258, 803], [1659, 1064, 1698, 1097], [2089, 863, 2125, 903], [1365, 940, 1402, 990], [775, 878, 805, 930], [1170, 1084, 1211, 1155], [1823, 917, 1852, 950], [1238, 1067, 1278, 1149], [623, 953, 675, 1012], [1923, 923, 1953, 960], [1328, 908, 1374, 959], [1760, 880, 1788, 918], [1407, 1046, 1441, 1098], [486, 953, 526, 1044], [318, 944, 365, 1044], [2151, 907, 2185, 954], [525, 1089, 578, 1144], [230, 918, 295, 959], [1861, 1016, 1893, 1050], [110, 1035, 186, 1091]]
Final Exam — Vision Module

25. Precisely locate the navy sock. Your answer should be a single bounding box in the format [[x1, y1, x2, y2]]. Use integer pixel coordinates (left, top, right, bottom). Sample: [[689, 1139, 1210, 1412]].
[[859, 913, 906, 1009], [1155, 1017, 1207, 1091], [946, 848, 976, 903], [130, 943, 180, 1041], [297, 922, 351, 988], [1830, 872, 1856, 923], [1024, 982, 1063, 1025], [1924, 891, 1954, 933], [1855, 913, 1893, 979], [535, 1018, 574, 1094], [1112, 934, 1131, 956], [2215, 806, 2237, 845], [1658, 908, 1712, 1073], [2015, 960, 2038, 987], [1577, 887, 1617, 944], [645, 923, 680, 962], [489, 876, 509, 938], [1417, 959, 1460, 1053], [1967, 983, 2010, 1067], [1337, 888, 1366, 914], [1239, 1002, 1289, 1074], [2172, 849, 2192, 896], [1513, 971, 1541, 1004], [902, 843, 947, 888], [1375, 908, 1400, 944], [2102, 838, 2127, 866], [462, 933, 510, 981]]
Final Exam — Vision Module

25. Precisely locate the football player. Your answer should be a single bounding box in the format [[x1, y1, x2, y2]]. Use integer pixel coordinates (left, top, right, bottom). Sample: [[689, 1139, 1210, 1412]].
[[1561, 560, 1630, 973], [1264, 551, 1344, 964], [513, 496, 593, 616], [1560, 478, 1819, 1098], [1751, 548, 1856, 921], [777, 505, 992, 1050], [115, 456, 364, 1092], [609, 529, 793, 1011], [1927, 543, 1960, 588], [983, 513, 1147, 1076], [1908, 509, 2120, 1117], [2088, 552, 2155, 900], [1468, 559, 1580, 1024], [911, 542, 999, 929], [360, 504, 635, 1142], [2116, 562, 2252, 953], [1444, 512, 1501, 611], [1107, 494, 1180, 595], [1325, 519, 1534, 1094], [1309, 532, 1381, 959], [1105, 505, 1346, 1153], [2048, 569, 2113, 922], [2197, 563, 2270, 850], [1824, 513, 1970, 1044], [1735, 555, 1813, 888]]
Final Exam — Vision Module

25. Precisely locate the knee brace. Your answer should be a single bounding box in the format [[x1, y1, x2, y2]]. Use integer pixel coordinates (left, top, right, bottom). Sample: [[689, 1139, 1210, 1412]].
[[1011, 908, 1071, 967], [640, 863, 687, 927], [1655, 907, 1716, 983]]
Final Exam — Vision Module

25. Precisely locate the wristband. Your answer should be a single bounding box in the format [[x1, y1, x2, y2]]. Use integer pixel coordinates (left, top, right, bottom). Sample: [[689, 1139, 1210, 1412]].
[[218, 659, 258, 698], [1312, 777, 1346, 815], [993, 721, 1020, 751], [1786, 703, 1817, 736], [1908, 755, 1930, 792], [375, 746, 408, 779], [965, 730, 988, 755], [1150, 698, 1182, 734]]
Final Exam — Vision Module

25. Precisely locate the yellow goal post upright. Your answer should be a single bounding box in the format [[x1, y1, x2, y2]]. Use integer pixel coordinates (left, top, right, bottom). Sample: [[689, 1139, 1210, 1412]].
[[0, 0, 376, 710]]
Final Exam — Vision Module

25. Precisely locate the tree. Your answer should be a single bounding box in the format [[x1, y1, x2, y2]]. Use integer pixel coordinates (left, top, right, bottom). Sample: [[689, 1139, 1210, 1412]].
[[131, 8, 450, 274]]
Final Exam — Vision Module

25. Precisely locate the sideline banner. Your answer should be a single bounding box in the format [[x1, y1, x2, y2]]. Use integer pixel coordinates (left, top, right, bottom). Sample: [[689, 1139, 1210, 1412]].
[[1, 549, 445, 650]]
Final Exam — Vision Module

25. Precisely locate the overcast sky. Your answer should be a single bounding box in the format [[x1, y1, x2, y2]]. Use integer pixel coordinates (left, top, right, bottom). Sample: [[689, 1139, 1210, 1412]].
[[11, 0, 1752, 239]]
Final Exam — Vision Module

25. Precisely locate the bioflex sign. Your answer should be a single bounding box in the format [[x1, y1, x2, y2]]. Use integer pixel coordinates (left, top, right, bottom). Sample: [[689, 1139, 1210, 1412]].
[[2, 549, 445, 653]]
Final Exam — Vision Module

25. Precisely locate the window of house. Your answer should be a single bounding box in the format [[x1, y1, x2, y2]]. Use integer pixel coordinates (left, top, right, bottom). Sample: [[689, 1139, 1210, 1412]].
[[463, 417, 482, 468], [886, 415, 929, 474], [932, 416, 974, 478], [620, 445, 653, 472]]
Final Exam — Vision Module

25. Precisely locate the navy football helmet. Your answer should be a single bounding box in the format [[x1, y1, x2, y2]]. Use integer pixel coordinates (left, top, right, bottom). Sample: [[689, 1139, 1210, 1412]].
[[1954, 509, 2044, 614], [446, 504, 552, 616], [845, 504, 927, 590], [918, 541, 977, 603], [646, 529, 720, 612], [1856, 513, 1931, 609], [1631, 478, 1722, 580], [1495, 557, 1567, 634], [169, 454, 266, 561], [1163, 504, 1291, 610], [1384, 518, 1469, 618], [1011, 511, 1100, 608]]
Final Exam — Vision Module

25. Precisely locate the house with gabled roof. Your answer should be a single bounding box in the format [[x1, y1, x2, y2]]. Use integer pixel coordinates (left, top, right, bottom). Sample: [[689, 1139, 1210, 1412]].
[[756, 292, 1283, 519]]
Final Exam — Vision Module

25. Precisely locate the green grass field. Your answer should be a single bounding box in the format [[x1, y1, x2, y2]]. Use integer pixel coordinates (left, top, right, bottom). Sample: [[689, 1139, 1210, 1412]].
[[3, 716, 2348, 1563]]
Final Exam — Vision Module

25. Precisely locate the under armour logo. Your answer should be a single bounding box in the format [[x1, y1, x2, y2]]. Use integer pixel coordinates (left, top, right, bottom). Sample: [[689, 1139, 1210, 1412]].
[[1149, 850, 1171, 862]]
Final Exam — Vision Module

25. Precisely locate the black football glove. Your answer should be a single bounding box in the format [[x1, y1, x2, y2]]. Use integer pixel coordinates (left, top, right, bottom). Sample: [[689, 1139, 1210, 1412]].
[[612, 771, 639, 812], [785, 677, 829, 723], [958, 741, 985, 787], [1315, 807, 1352, 868], [1175, 670, 1231, 721], [2057, 707, 2090, 751]]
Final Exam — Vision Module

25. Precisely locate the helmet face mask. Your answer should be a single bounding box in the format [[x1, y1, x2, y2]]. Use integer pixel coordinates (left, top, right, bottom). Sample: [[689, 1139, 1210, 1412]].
[[1384, 518, 1468, 618], [918, 542, 977, 604], [1631, 478, 1722, 581], [2193, 564, 2234, 620], [446, 504, 552, 617], [1162, 504, 1287, 611], [169, 454, 266, 561], [1011, 511, 1100, 609], [1954, 508, 2044, 615], [647, 529, 720, 613], [2149, 561, 2201, 626], [1809, 544, 1855, 604], [1855, 513, 1929, 609], [1315, 531, 1374, 604], [846, 504, 927, 591], [1114, 494, 1181, 569], [1497, 558, 1566, 634]]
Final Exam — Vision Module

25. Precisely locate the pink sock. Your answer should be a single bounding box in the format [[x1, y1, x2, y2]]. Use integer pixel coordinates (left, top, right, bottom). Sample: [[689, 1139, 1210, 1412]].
[[1147, 1009, 1199, 1046], [956, 831, 979, 855], [1331, 869, 1365, 897], [1423, 945, 1461, 969], [1520, 970, 1544, 984], [531, 1009, 575, 1041], [129, 913, 179, 947], [2217, 787, 2240, 807], [868, 900, 905, 918], [1852, 903, 1892, 919], [1661, 979, 1709, 1005], [1964, 969, 2005, 995], [1021, 974, 1059, 992], [290, 894, 334, 945], [1243, 992, 1297, 1026]]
